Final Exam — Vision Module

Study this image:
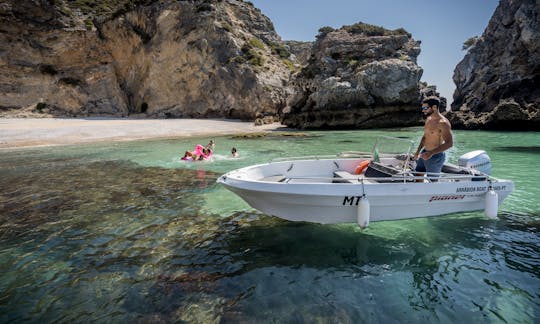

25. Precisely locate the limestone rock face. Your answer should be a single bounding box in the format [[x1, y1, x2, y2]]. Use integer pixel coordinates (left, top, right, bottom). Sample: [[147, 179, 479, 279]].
[[0, 1, 127, 116], [419, 82, 447, 112], [284, 40, 313, 65], [282, 24, 425, 129], [0, 0, 294, 119], [449, 0, 539, 130]]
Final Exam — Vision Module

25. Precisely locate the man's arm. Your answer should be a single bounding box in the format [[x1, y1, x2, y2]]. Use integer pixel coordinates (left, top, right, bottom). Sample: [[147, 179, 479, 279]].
[[414, 135, 425, 160]]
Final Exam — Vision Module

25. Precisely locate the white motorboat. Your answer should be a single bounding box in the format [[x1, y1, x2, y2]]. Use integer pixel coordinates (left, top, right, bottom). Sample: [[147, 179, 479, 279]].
[[217, 137, 514, 227]]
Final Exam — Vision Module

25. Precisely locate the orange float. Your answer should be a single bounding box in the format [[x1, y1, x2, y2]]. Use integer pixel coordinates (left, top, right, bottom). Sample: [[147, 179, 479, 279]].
[[354, 160, 370, 174]]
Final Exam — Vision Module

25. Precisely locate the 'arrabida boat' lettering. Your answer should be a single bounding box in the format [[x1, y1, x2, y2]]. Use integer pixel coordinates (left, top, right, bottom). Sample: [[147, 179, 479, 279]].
[[456, 184, 507, 193]]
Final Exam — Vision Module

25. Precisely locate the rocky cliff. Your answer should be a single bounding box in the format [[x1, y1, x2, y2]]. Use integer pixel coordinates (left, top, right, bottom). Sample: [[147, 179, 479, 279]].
[[449, 0, 539, 130], [0, 0, 294, 119], [281, 23, 427, 129], [283, 40, 312, 65]]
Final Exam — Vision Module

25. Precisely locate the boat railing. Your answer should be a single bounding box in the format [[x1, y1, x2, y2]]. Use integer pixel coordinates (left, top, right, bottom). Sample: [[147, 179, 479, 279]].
[[337, 151, 374, 158], [271, 151, 394, 162], [271, 154, 339, 162], [274, 172, 494, 184]]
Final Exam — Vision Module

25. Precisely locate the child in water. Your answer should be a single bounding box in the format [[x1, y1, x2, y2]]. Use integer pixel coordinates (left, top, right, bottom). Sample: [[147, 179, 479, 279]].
[[206, 140, 215, 151], [231, 147, 239, 158]]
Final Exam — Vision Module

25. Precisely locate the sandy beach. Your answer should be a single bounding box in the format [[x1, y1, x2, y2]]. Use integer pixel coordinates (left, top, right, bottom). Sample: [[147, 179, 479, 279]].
[[0, 118, 286, 149]]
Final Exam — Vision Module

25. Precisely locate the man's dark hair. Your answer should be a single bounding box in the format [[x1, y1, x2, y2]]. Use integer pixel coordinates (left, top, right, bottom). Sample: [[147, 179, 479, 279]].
[[422, 96, 440, 108]]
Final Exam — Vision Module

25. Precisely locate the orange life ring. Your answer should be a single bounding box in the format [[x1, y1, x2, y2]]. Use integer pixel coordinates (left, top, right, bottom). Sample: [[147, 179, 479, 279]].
[[355, 160, 370, 174]]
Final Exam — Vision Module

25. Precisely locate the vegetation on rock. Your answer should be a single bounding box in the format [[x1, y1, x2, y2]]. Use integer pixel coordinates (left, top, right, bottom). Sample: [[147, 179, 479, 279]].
[[317, 26, 335, 39], [248, 37, 266, 50], [462, 36, 478, 50], [64, 0, 158, 17], [342, 22, 411, 37], [269, 42, 291, 59], [241, 43, 265, 67], [281, 59, 297, 72]]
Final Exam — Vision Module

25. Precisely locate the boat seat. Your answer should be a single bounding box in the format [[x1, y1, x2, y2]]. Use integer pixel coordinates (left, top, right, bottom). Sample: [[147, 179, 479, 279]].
[[333, 171, 375, 183], [364, 161, 411, 183], [287, 178, 332, 183], [260, 175, 287, 182], [441, 164, 487, 181]]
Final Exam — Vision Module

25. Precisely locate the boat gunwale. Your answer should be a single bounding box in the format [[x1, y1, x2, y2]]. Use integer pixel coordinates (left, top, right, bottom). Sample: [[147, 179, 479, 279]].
[[220, 158, 509, 184], [219, 171, 514, 199]]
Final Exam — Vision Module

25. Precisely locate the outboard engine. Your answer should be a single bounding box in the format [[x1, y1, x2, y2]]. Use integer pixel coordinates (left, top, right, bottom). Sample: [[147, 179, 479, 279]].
[[458, 150, 492, 175]]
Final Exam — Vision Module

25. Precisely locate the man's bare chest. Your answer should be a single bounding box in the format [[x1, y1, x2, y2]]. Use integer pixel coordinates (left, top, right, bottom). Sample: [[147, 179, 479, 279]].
[[425, 120, 441, 134]]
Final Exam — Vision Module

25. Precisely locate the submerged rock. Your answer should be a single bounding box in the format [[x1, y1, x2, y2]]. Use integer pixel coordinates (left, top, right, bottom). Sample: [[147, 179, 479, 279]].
[[448, 0, 539, 130]]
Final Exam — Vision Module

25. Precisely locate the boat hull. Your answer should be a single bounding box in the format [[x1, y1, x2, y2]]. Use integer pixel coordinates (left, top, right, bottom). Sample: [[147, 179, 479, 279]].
[[221, 180, 513, 224], [217, 158, 514, 224]]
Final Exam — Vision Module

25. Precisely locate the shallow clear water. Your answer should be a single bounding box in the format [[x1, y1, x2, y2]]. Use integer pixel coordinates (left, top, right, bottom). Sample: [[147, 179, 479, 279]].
[[0, 128, 538, 322]]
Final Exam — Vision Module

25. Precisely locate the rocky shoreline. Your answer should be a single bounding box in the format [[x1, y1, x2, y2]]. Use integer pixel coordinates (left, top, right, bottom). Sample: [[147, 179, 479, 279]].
[[0, 0, 537, 130]]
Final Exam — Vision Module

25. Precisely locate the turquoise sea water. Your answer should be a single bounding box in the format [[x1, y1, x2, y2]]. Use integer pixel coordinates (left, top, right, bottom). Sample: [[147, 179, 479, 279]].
[[0, 127, 538, 322]]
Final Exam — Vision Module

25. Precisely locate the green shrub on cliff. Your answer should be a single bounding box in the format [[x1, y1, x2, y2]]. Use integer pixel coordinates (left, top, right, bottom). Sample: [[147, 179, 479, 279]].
[[317, 26, 335, 39], [64, 0, 158, 17], [344, 23, 385, 36], [248, 38, 265, 50], [281, 58, 297, 72], [393, 27, 411, 37], [347, 59, 358, 66], [270, 42, 291, 58], [343, 22, 410, 37], [247, 50, 265, 67], [463, 36, 479, 50], [84, 18, 94, 30], [240, 43, 265, 67]]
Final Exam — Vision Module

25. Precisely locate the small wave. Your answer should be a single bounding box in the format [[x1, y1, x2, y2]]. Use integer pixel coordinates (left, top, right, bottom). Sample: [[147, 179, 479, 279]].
[[209, 154, 243, 161]]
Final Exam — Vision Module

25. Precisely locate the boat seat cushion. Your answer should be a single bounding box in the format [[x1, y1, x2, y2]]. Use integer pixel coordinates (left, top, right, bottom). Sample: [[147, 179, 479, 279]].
[[441, 164, 487, 181]]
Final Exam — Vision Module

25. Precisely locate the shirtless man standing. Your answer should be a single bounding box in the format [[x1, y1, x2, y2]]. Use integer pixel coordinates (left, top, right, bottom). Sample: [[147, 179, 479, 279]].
[[413, 96, 453, 179]]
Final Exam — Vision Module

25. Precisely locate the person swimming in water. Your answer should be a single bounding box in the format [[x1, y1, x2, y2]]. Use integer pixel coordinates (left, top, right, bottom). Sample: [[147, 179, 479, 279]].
[[182, 144, 212, 161], [198, 147, 212, 160], [206, 140, 215, 151]]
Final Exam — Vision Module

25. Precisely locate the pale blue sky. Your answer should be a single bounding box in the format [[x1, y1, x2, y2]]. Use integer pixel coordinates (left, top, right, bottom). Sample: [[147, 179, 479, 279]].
[[250, 0, 499, 104]]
